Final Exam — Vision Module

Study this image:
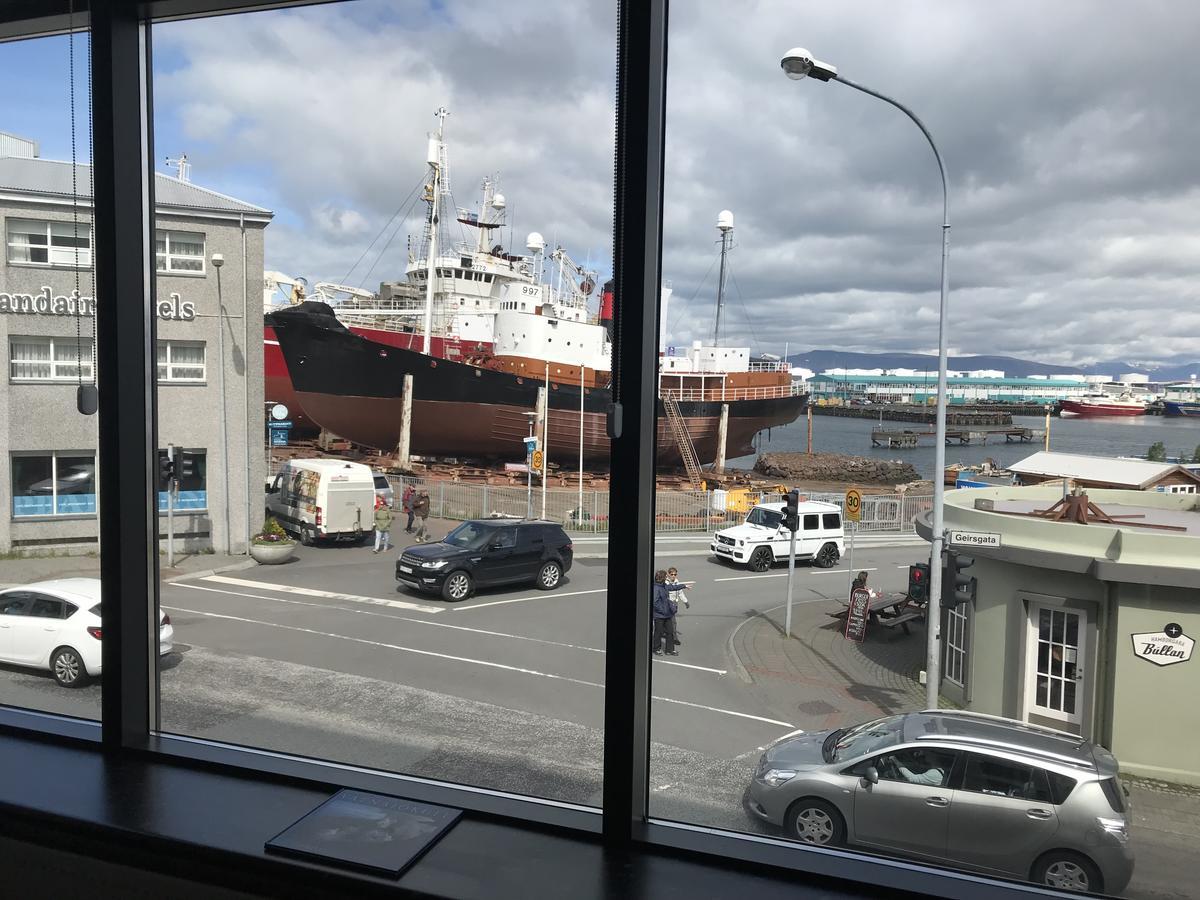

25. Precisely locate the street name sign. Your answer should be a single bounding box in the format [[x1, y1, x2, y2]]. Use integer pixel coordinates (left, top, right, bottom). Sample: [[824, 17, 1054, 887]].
[[949, 530, 1002, 549]]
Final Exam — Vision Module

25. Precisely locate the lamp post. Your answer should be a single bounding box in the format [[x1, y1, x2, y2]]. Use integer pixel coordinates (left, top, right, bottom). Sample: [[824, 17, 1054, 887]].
[[781, 47, 950, 710], [212, 252, 232, 556]]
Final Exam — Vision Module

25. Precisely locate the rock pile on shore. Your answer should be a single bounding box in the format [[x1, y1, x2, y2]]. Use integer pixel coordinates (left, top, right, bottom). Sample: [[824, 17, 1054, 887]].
[[754, 452, 921, 486]]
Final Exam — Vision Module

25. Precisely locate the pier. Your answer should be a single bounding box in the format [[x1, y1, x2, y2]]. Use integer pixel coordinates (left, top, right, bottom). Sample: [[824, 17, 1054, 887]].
[[812, 403, 1043, 425], [870, 426, 1044, 448]]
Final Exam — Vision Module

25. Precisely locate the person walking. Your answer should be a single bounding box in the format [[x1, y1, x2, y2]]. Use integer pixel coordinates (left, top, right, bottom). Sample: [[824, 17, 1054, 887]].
[[401, 484, 416, 533], [412, 489, 431, 543], [652, 569, 692, 656], [373, 496, 395, 553]]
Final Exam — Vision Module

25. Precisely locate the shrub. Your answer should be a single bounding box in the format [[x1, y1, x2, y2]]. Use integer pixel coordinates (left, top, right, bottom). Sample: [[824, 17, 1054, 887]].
[[1147, 441, 1167, 462], [253, 516, 293, 544]]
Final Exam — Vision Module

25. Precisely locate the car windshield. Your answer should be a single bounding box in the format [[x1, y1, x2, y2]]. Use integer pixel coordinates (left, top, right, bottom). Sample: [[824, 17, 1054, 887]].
[[442, 522, 491, 549], [828, 715, 905, 762], [745, 507, 782, 528]]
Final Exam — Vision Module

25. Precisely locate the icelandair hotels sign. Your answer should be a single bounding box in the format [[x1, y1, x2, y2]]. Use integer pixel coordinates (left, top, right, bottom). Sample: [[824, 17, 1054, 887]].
[[0, 286, 196, 321]]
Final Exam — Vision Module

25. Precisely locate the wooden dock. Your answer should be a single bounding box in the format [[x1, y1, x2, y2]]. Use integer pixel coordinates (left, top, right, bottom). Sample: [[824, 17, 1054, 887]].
[[812, 404, 1038, 425], [870, 427, 1044, 448]]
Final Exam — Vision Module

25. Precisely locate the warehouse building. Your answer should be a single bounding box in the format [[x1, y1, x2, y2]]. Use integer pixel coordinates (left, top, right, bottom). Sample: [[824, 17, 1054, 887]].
[[0, 133, 272, 554], [808, 372, 1091, 405]]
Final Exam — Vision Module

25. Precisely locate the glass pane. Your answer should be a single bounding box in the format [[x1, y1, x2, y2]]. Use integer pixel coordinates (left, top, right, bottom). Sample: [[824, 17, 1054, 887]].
[[1066, 613, 1079, 647], [1038, 608, 1051, 639], [0, 29, 101, 722], [153, 0, 615, 808], [1051, 610, 1064, 643]]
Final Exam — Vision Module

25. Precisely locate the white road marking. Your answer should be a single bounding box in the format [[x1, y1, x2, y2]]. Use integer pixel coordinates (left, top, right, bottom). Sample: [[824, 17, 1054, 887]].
[[174, 583, 728, 675], [452, 588, 606, 610], [163, 605, 773, 725], [810, 567, 877, 576], [712, 573, 789, 582], [201, 575, 443, 614]]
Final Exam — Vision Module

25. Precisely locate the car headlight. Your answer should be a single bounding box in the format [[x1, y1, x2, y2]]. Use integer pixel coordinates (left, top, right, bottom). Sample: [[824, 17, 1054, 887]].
[[421, 560, 448, 569], [1096, 816, 1129, 842], [760, 769, 797, 787]]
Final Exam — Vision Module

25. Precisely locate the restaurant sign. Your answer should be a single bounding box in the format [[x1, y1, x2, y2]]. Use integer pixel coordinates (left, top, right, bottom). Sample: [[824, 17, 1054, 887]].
[[1131, 624, 1193, 667], [0, 286, 195, 321]]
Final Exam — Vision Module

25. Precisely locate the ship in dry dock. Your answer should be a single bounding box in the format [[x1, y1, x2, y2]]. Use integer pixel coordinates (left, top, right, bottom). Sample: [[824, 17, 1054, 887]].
[[267, 109, 806, 466]]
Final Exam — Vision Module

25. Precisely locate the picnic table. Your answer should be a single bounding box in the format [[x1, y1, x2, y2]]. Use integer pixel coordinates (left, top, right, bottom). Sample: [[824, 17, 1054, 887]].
[[828, 591, 927, 636]]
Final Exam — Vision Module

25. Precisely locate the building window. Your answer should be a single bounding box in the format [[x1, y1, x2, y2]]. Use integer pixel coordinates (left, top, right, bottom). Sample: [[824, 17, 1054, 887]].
[[158, 448, 207, 512], [5, 218, 92, 268], [157, 340, 206, 383], [11, 453, 96, 517], [9, 336, 93, 382], [155, 229, 205, 273], [945, 601, 969, 687]]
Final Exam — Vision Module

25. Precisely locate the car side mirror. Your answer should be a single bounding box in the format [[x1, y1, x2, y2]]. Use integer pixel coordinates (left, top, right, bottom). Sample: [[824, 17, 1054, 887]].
[[488, 542, 502, 551], [864, 766, 880, 785]]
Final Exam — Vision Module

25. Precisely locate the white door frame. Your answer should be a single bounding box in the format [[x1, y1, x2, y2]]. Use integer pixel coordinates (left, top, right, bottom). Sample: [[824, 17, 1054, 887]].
[[1023, 600, 1089, 727]]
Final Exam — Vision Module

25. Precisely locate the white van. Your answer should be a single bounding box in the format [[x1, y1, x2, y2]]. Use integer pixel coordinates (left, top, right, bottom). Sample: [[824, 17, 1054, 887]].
[[710, 499, 844, 571], [266, 459, 376, 545]]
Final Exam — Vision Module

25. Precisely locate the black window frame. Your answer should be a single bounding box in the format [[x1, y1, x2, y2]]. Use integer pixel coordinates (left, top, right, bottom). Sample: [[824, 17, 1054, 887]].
[[0, 2, 1064, 898]]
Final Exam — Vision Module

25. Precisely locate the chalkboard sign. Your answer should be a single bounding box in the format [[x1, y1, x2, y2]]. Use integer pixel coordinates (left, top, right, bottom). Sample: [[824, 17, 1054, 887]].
[[845, 587, 871, 643]]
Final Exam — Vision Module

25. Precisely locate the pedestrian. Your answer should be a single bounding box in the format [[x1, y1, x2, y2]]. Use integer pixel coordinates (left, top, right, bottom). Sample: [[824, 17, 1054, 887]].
[[372, 495, 394, 553], [666, 566, 688, 642], [412, 489, 431, 543], [652, 569, 692, 656], [402, 484, 416, 533]]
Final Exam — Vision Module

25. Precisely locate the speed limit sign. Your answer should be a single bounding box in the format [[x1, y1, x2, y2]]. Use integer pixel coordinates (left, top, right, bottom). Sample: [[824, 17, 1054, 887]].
[[845, 488, 863, 523], [531, 449, 545, 472]]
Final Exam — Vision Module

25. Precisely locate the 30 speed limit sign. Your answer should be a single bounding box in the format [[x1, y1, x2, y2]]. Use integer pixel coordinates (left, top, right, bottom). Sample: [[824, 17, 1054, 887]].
[[531, 449, 545, 472], [844, 488, 863, 523]]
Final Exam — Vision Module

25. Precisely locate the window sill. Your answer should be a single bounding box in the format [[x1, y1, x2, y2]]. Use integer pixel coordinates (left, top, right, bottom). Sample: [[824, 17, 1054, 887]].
[[10, 513, 98, 523], [156, 270, 207, 278], [5, 262, 93, 272]]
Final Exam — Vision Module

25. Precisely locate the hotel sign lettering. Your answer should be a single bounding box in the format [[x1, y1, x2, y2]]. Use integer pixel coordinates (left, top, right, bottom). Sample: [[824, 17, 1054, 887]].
[[0, 286, 195, 321], [1131, 624, 1193, 667]]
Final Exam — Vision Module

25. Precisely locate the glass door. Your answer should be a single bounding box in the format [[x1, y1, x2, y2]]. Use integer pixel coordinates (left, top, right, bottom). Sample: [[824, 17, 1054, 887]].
[[1025, 604, 1087, 726]]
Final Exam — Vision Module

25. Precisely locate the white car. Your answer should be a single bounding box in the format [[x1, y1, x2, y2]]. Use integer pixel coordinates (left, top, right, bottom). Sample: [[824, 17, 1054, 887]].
[[711, 499, 844, 571], [0, 578, 174, 687]]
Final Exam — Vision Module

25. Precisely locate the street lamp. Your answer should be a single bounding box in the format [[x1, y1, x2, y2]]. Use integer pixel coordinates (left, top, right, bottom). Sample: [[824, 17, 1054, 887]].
[[781, 46, 951, 710], [212, 252, 232, 555]]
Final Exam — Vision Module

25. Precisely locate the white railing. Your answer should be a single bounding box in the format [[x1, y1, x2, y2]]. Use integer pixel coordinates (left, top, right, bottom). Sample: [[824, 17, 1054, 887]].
[[656, 382, 804, 402]]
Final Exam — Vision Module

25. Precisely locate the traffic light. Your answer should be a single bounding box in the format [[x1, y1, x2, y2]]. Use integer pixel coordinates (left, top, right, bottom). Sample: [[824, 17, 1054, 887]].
[[907, 562, 930, 603], [783, 488, 800, 532], [157, 448, 175, 490], [942, 550, 977, 609], [177, 449, 198, 480]]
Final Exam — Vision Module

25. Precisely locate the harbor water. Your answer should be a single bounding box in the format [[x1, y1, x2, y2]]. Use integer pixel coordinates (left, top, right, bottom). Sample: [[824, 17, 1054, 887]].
[[730, 414, 1200, 482]]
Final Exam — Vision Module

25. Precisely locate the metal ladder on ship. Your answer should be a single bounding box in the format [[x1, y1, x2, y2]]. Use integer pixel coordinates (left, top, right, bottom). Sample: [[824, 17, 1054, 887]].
[[662, 391, 704, 490]]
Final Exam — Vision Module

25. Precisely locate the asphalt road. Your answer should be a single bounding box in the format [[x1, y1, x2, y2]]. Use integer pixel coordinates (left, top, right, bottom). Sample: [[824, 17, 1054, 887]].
[[0, 535, 1190, 898]]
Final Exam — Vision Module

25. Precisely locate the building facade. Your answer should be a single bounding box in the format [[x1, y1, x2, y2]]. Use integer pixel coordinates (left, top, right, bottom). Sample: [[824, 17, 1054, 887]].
[[918, 485, 1200, 786], [1, 146, 271, 555], [809, 372, 1091, 404]]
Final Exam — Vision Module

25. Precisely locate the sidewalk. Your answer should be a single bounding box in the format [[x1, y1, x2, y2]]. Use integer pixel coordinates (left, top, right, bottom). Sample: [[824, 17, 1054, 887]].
[[0, 550, 256, 588]]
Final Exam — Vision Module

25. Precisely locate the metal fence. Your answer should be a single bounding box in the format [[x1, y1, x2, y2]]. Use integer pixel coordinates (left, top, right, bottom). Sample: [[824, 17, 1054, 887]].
[[384, 475, 930, 536]]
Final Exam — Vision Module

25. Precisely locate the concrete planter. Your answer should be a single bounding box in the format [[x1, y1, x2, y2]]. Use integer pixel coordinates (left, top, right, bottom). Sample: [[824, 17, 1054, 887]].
[[250, 541, 295, 565]]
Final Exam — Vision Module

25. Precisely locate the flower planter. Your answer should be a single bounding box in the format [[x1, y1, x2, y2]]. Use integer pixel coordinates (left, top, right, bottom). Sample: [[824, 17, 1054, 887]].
[[250, 541, 295, 565]]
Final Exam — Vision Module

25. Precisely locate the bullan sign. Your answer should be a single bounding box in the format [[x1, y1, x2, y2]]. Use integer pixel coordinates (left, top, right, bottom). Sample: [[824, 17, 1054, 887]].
[[1131, 625, 1193, 667], [0, 286, 195, 321]]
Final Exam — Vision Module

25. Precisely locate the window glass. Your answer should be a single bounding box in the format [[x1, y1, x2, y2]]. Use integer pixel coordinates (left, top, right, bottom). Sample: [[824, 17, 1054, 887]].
[[745, 507, 781, 528], [6, 218, 92, 267], [0, 594, 34, 616], [871, 747, 955, 788], [802, 513, 819, 531], [961, 754, 1049, 802], [822, 512, 840, 530], [29, 596, 65, 619], [157, 340, 206, 382], [10, 337, 93, 382], [491, 527, 517, 549], [155, 229, 206, 272]]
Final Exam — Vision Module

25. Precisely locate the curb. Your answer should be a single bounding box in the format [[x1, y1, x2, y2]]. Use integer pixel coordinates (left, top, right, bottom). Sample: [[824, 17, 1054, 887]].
[[163, 558, 257, 583], [724, 602, 787, 685]]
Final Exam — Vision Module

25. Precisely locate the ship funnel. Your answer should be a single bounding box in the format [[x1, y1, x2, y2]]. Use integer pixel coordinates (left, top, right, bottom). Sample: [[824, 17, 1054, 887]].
[[717, 209, 734, 232], [492, 192, 506, 210], [526, 232, 546, 253]]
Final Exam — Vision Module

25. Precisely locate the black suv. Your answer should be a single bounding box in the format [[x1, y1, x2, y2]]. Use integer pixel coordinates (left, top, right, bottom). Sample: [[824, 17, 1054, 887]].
[[396, 519, 573, 601]]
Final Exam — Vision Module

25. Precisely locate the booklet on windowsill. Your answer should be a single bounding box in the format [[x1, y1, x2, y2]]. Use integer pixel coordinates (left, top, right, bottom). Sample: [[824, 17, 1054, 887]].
[[265, 788, 462, 878]]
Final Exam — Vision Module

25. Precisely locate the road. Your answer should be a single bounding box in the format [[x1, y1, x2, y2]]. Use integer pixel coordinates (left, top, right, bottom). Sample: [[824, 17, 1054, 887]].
[[0, 536, 1190, 898]]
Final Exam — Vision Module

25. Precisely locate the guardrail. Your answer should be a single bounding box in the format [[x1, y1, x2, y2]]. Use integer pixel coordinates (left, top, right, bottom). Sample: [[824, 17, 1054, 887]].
[[382, 476, 930, 537]]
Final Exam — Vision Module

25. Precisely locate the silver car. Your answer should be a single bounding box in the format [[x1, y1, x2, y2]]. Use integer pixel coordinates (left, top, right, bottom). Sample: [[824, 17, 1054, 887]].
[[746, 710, 1133, 894]]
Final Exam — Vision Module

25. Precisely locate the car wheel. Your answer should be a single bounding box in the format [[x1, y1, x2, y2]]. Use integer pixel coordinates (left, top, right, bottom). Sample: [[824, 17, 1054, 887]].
[[1032, 851, 1103, 894], [747, 547, 773, 572], [52, 646, 89, 688], [300, 526, 315, 546], [536, 560, 562, 590], [814, 542, 840, 568], [441, 571, 473, 602], [784, 798, 845, 847]]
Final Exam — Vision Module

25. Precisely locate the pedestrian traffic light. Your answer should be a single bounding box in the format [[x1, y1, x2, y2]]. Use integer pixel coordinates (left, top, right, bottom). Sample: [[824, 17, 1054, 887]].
[[942, 550, 977, 609], [177, 449, 198, 480], [784, 488, 800, 532], [157, 448, 175, 490], [907, 562, 930, 602]]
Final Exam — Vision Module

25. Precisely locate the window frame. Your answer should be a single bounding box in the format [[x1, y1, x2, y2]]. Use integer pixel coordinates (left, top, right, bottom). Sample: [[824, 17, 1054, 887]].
[[5, 217, 94, 268], [10, 451, 98, 519], [156, 339, 206, 383], [0, 3, 1072, 899], [155, 228, 206, 274], [9, 335, 95, 383]]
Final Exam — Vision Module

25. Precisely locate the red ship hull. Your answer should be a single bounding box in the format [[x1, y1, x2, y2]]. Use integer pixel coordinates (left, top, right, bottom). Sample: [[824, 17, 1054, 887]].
[[1059, 400, 1146, 417]]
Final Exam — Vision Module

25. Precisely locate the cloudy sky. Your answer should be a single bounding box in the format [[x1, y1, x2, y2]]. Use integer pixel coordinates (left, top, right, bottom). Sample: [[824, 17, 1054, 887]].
[[6, 1, 1200, 366]]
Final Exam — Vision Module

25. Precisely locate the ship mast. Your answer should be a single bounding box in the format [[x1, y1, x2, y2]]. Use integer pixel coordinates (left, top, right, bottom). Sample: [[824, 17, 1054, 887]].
[[712, 209, 734, 346], [421, 106, 448, 355]]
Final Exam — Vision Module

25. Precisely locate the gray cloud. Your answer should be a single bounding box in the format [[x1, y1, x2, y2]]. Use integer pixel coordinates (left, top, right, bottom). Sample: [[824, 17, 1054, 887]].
[[153, 0, 1200, 366]]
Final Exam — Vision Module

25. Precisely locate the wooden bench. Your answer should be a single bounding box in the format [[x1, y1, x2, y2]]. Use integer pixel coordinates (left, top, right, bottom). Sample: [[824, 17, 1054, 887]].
[[878, 609, 925, 635]]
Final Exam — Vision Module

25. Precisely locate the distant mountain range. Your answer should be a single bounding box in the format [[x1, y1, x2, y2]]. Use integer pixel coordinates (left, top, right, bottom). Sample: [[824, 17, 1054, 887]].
[[783, 350, 1200, 382]]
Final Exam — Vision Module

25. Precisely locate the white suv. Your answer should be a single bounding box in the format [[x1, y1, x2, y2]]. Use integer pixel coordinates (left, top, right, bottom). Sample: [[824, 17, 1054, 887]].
[[711, 499, 843, 571]]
